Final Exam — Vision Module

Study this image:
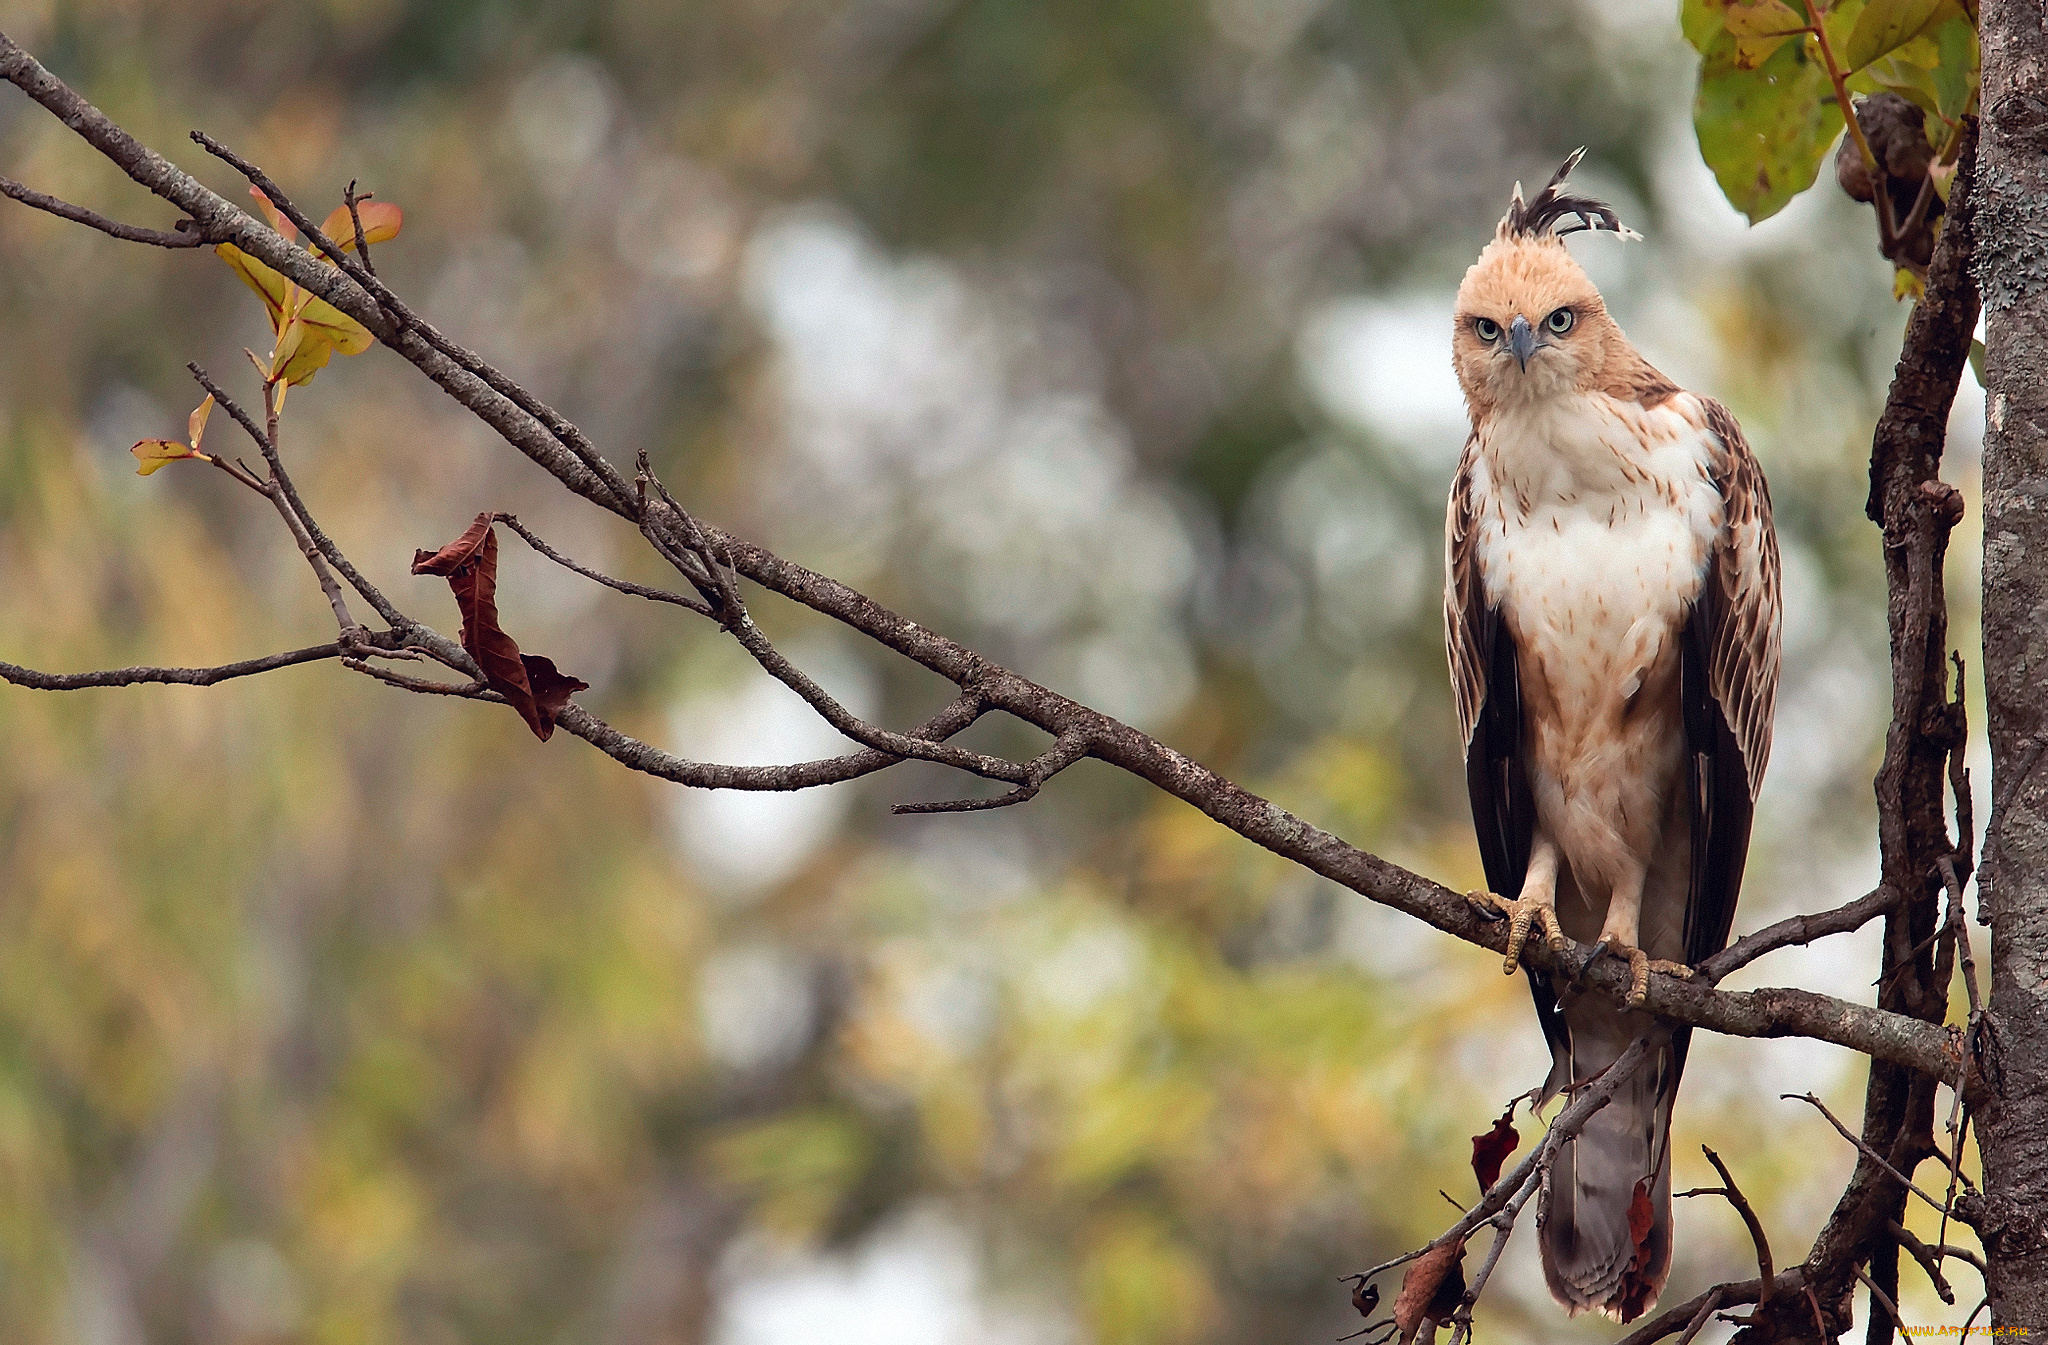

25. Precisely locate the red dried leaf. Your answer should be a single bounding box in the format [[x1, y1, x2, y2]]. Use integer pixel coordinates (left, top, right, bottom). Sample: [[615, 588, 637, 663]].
[[1394, 1238, 1465, 1345], [411, 512, 583, 740], [1625, 1177, 1655, 1270], [1470, 1102, 1520, 1195], [1615, 1175, 1659, 1324]]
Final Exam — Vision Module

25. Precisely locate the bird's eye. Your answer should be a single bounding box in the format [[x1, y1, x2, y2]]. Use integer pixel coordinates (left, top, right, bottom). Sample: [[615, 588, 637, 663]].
[[1474, 317, 1501, 342], [1546, 307, 1576, 334]]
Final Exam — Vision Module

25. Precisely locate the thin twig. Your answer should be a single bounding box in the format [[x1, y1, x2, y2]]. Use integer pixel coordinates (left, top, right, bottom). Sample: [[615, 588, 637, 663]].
[[1675, 1287, 1725, 1345], [1937, 850, 1982, 1262], [1853, 1262, 1905, 1333], [186, 363, 412, 634], [342, 179, 376, 279], [1803, 1284, 1830, 1342], [553, 693, 992, 793], [1886, 1220, 1957, 1304], [1921, 1135, 1978, 1194], [1805, 2, 1890, 237], [1, 640, 365, 690], [1783, 1093, 1960, 1219], [724, 612, 1032, 784], [1701, 885, 1899, 984], [190, 130, 638, 514], [342, 658, 495, 699], [1613, 1273, 1797, 1345], [1443, 1173, 1539, 1345], [251, 378, 361, 638], [1350, 1038, 1658, 1290], [497, 514, 712, 615], [0, 174, 205, 245], [1679, 1147, 1774, 1303], [893, 728, 1093, 814]]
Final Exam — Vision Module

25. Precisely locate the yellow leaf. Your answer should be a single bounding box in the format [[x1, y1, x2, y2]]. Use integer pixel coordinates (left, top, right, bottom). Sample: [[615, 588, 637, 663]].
[[130, 439, 206, 476], [318, 200, 403, 254], [1895, 268, 1926, 302], [271, 318, 338, 387], [215, 242, 293, 334], [1720, 0, 1810, 70], [292, 292, 374, 357], [186, 394, 214, 451], [218, 243, 374, 381]]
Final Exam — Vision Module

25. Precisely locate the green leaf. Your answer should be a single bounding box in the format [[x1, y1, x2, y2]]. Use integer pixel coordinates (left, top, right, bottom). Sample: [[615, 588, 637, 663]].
[[1843, 0, 1953, 73], [1969, 337, 1985, 386], [1931, 14, 1979, 120], [1694, 27, 1846, 223], [1855, 48, 1944, 117]]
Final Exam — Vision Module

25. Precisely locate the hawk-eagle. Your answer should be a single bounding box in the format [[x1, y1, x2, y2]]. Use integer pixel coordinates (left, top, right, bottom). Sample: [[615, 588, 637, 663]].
[[1443, 151, 1782, 1322]]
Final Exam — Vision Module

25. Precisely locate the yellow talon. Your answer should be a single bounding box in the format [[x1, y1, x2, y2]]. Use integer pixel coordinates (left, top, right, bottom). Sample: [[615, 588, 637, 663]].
[[1619, 951, 1696, 1009], [1468, 890, 1566, 974]]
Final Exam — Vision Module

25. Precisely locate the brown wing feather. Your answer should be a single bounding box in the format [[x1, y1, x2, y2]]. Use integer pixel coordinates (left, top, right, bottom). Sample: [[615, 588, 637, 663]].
[[1445, 436, 1488, 752], [1698, 397, 1782, 802], [1675, 395, 1781, 980]]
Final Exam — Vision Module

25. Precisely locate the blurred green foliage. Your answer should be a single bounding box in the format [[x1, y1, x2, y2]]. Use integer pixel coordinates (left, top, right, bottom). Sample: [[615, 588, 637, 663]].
[[0, 0, 1987, 1341], [1684, 0, 1977, 226]]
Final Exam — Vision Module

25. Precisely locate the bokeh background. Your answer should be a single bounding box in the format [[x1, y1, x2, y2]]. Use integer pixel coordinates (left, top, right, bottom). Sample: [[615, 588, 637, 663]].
[[0, 1, 1990, 1341]]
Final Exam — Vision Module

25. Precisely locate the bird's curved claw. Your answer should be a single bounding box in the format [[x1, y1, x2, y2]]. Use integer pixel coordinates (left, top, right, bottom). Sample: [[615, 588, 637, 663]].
[[1578, 939, 1696, 1008], [1468, 890, 1566, 974]]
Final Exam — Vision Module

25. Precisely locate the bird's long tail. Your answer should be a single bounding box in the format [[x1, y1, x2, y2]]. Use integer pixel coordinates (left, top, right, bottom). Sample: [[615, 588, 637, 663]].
[[1539, 1001, 1679, 1323]]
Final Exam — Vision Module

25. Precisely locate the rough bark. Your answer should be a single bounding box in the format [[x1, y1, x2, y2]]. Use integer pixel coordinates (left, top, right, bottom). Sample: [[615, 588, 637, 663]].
[[1976, 0, 2048, 1326], [1736, 121, 1980, 1345]]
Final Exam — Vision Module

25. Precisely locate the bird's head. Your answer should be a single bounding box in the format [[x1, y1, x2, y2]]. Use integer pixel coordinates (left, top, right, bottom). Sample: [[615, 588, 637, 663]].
[[1452, 149, 1640, 414]]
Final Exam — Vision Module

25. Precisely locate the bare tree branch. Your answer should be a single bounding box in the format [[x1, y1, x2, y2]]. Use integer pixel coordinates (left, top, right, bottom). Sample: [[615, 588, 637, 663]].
[[892, 728, 1093, 814], [0, 173, 205, 245], [1887, 1220, 1959, 1304], [1613, 1273, 1804, 1345], [1784, 1092, 1962, 1220], [1, 640, 372, 690], [1699, 885, 1900, 985], [497, 515, 712, 616], [1677, 1147, 1775, 1305], [342, 179, 376, 278], [555, 695, 991, 792]]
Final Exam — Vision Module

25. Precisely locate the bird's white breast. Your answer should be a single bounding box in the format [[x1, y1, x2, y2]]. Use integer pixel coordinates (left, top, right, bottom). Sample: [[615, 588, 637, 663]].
[[1471, 393, 1722, 701], [1469, 392, 1724, 895]]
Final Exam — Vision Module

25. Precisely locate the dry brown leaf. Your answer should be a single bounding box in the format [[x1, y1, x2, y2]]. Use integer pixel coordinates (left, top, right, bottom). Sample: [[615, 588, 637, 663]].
[[412, 512, 585, 740], [1394, 1238, 1465, 1344]]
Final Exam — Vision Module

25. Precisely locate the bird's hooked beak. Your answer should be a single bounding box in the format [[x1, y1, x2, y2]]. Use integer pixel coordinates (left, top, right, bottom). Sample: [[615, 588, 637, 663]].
[[1509, 314, 1537, 371]]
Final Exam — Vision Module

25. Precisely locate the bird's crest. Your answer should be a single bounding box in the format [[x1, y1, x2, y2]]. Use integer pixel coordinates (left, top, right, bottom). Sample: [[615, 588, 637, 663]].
[[1497, 148, 1642, 243]]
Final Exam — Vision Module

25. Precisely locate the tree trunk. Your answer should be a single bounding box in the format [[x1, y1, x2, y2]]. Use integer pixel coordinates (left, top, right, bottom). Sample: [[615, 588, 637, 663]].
[[1974, 0, 2048, 1325]]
